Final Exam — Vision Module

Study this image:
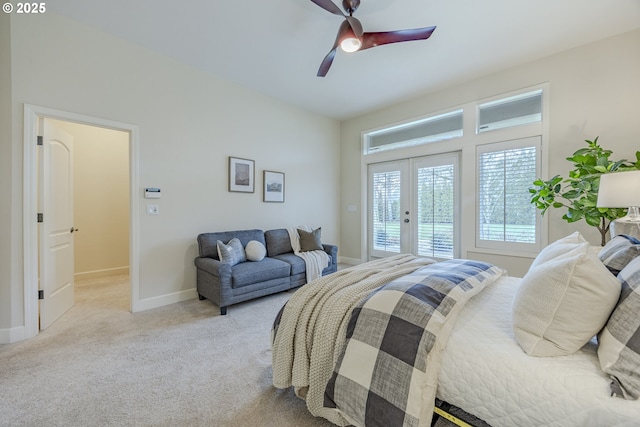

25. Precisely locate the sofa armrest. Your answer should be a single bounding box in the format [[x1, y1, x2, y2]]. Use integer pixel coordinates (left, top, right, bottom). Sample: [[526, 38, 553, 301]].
[[322, 244, 338, 266], [194, 257, 232, 282]]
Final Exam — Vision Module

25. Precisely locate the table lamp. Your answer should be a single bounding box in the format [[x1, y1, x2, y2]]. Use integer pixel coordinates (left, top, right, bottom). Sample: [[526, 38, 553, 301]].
[[596, 170, 640, 239]]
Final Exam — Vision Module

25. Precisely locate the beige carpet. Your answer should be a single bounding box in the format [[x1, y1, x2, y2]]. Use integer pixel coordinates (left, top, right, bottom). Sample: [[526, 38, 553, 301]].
[[1, 275, 333, 427], [1, 275, 468, 427]]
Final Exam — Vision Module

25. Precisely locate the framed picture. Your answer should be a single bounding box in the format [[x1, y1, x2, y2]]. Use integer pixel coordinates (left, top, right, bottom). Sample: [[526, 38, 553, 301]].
[[228, 157, 255, 193], [263, 170, 285, 203]]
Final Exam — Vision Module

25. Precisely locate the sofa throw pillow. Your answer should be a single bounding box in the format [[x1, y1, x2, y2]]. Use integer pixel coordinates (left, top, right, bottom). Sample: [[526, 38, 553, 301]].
[[216, 238, 246, 266], [512, 251, 621, 357], [529, 231, 588, 270], [598, 256, 640, 399], [298, 227, 323, 252], [598, 234, 640, 276], [245, 240, 266, 262]]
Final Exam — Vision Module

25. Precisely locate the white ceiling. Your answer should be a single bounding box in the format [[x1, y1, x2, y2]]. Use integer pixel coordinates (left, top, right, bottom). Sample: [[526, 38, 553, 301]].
[[47, 0, 640, 120]]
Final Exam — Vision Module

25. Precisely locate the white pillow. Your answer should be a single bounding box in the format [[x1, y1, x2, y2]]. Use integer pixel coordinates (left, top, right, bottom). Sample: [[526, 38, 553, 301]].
[[529, 231, 588, 269], [245, 240, 266, 262], [512, 251, 621, 356]]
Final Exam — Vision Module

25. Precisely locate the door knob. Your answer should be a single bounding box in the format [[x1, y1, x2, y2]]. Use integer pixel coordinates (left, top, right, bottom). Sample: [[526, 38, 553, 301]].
[[404, 219, 410, 223], [70, 227, 78, 233]]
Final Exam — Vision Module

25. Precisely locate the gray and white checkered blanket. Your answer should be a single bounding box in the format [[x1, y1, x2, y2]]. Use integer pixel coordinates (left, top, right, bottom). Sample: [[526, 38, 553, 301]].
[[272, 256, 505, 426]]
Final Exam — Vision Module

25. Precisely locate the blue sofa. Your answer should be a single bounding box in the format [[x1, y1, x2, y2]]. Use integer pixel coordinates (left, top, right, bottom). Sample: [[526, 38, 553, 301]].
[[194, 228, 338, 314]]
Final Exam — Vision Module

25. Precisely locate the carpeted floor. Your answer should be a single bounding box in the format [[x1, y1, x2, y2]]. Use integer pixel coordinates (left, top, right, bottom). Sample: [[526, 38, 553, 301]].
[[0, 275, 470, 427]]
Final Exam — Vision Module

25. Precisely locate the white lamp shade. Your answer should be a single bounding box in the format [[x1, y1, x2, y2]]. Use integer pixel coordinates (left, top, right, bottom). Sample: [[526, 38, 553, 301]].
[[596, 170, 640, 208]]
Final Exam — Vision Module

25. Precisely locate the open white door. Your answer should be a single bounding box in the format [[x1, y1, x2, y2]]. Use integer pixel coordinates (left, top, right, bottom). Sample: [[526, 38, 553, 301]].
[[39, 119, 75, 329]]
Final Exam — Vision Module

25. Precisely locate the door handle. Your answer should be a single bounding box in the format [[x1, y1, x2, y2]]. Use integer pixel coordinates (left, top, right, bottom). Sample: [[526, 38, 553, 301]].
[[404, 219, 410, 223], [70, 227, 78, 233]]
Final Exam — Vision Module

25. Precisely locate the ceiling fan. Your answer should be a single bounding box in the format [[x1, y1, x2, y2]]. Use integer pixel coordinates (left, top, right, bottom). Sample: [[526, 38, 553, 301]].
[[310, 0, 437, 77]]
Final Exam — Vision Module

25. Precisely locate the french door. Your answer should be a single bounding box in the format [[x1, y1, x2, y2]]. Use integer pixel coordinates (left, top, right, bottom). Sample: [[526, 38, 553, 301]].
[[368, 153, 459, 260]]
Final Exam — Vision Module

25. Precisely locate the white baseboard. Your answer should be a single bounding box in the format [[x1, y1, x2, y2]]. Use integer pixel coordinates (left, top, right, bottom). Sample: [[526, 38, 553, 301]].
[[75, 266, 130, 281], [133, 288, 198, 312], [0, 325, 26, 344], [338, 256, 363, 266]]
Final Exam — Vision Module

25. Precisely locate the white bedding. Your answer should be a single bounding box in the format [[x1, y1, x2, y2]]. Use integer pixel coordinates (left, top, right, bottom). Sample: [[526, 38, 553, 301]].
[[437, 276, 640, 426]]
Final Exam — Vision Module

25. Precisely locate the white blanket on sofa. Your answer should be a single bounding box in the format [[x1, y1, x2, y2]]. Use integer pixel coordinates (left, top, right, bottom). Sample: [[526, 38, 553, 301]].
[[287, 226, 330, 283]]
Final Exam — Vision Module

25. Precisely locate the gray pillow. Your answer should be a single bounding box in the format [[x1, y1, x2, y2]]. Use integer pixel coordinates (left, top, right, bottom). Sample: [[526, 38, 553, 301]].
[[298, 227, 323, 252], [599, 234, 640, 276], [598, 256, 640, 399], [216, 237, 246, 266]]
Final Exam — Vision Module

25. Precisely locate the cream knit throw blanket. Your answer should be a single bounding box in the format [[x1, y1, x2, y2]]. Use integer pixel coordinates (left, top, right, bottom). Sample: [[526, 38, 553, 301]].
[[287, 226, 330, 283], [271, 254, 436, 425]]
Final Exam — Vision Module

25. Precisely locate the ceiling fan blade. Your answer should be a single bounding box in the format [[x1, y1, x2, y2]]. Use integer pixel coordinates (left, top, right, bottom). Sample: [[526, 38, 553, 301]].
[[310, 0, 344, 16], [345, 16, 363, 39], [360, 26, 437, 50], [317, 48, 337, 77], [317, 22, 350, 77]]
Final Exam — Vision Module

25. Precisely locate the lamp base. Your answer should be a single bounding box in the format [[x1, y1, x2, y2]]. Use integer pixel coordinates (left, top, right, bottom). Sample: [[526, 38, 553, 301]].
[[610, 206, 640, 240]]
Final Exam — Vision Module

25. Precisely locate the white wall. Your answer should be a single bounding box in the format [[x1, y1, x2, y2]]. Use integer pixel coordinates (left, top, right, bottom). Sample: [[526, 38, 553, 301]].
[[340, 29, 640, 274], [1, 13, 340, 342], [0, 13, 14, 336], [51, 120, 130, 279]]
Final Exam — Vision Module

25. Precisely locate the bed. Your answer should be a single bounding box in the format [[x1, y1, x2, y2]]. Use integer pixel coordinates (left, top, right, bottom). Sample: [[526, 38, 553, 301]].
[[271, 233, 640, 426]]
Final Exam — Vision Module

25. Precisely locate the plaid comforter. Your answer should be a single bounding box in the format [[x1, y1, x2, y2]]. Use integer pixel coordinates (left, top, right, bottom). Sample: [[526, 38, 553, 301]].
[[272, 256, 505, 427]]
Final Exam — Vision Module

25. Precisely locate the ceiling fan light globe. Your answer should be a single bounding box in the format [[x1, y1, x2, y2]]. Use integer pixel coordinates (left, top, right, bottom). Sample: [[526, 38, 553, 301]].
[[340, 37, 362, 52]]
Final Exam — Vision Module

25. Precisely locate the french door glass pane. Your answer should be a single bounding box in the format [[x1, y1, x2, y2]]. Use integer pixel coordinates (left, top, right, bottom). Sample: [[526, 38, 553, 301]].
[[372, 170, 401, 253], [478, 146, 537, 243], [417, 164, 455, 259]]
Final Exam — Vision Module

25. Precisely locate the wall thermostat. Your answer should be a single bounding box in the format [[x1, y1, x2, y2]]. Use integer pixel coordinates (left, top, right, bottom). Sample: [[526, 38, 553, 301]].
[[144, 188, 161, 199]]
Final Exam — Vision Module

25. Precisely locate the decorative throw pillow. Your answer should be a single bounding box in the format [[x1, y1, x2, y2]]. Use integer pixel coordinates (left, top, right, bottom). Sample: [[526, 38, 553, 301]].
[[512, 251, 621, 356], [216, 238, 246, 266], [598, 234, 640, 276], [298, 227, 323, 252], [245, 240, 266, 262], [529, 231, 588, 270], [598, 256, 640, 399]]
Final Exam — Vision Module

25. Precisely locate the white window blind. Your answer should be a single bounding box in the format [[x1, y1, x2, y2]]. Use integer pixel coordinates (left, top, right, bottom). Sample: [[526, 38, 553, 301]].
[[478, 90, 542, 133], [365, 110, 463, 154], [372, 170, 402, 253], [477, 139, 539, 249], [416, 164, 455, 259]]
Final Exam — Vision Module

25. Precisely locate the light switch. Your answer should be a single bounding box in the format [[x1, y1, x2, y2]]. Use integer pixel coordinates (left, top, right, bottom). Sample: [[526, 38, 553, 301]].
[[147, 204, 159, 215]]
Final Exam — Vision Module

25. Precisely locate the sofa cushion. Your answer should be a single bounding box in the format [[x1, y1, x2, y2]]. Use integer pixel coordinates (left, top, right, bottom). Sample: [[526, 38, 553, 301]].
[[299, 227, 323, 252], [273, 253, 307, 275], [198, 229, 265, 259], [265, 229, 293, 257], [217, 238, 246, 266], [231, 257, 290, 288]]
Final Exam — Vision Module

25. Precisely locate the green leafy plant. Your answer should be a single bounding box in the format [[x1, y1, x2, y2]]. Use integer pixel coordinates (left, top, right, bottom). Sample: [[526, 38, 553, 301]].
[[530, 137, 640, 246]]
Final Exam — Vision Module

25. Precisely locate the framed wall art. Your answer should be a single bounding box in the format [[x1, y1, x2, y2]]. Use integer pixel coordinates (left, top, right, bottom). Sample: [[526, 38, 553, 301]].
[[228, 157, 255, 193], [263, 170, 285, 203]]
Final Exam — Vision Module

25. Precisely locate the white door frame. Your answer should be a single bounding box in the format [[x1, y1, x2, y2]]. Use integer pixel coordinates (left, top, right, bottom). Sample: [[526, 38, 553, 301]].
[[23, 104, 140, 340]]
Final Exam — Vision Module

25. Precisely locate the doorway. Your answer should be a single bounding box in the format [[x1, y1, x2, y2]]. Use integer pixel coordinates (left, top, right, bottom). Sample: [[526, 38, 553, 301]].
[[23, 104, 140, 340], [367, 152, 461, 261]]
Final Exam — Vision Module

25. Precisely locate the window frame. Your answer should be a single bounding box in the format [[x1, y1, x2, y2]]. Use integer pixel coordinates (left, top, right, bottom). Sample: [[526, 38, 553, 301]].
[[360, 84, 549, 263], [475, 137, 543, 253]]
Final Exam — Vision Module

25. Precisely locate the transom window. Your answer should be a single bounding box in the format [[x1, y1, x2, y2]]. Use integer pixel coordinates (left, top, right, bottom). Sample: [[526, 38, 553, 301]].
[[364, 110, 463, 154]]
